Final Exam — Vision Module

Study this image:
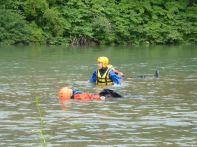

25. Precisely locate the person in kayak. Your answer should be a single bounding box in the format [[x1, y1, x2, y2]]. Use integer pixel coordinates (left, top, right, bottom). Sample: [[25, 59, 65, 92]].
[[89, 56, 124, 86], [58, 87, 122, 103]]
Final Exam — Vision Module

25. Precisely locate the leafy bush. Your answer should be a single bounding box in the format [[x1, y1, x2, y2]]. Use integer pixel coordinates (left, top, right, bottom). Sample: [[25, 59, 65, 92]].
[[0, 0, 196, 45], [0, 9, 30, 45]]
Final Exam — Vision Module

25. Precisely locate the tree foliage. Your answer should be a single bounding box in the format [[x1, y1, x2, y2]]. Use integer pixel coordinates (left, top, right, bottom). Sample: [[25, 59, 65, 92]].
[[0, 9, 30, 45], [0, 0, 196, 46]]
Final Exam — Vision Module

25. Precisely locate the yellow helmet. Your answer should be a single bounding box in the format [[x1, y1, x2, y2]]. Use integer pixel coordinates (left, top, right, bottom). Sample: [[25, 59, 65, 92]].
[[97, 56, 109, 68]]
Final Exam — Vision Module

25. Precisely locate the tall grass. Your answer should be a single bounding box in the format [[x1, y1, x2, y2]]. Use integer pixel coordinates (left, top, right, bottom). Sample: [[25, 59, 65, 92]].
[[32, 97, 47, 147]]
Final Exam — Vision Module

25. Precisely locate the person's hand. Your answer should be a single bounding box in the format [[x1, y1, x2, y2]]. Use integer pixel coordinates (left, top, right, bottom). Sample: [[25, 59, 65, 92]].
[[100, 96, 105, 100]]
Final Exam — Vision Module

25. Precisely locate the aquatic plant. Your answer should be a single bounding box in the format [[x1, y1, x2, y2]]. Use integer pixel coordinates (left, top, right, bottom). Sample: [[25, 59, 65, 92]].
[[32, 97, 47, 147]]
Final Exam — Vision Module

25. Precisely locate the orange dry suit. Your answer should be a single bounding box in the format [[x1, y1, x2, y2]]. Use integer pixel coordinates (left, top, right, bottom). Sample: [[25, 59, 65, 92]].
[[73, 93, 103, 101], [71, 89, 103, 101]]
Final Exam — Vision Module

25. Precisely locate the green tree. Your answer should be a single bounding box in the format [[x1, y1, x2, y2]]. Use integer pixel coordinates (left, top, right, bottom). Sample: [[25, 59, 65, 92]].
[[0, 9, 30, 45], [0, 0, 196, 46]]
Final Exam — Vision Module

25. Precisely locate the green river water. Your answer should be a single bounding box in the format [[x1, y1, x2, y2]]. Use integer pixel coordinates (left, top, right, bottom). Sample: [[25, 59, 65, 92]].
[[0, 45, 197, 146]]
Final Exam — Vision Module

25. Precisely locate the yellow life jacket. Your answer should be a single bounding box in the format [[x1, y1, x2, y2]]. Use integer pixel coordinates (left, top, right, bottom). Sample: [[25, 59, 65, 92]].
[[96, 66, 113, 86]]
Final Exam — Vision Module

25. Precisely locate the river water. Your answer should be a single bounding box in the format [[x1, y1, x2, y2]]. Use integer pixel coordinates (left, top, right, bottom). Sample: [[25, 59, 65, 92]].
[[0, 45, 196, 146]]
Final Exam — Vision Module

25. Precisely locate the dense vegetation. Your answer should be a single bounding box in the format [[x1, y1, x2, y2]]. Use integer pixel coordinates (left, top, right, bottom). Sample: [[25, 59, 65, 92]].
[[0, 0, 196, 46]]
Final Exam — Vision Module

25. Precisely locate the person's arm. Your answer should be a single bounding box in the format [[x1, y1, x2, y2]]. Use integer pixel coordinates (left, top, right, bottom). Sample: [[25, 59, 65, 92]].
[[109, 70, 122, 85], [89, 70, 97, 83]]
